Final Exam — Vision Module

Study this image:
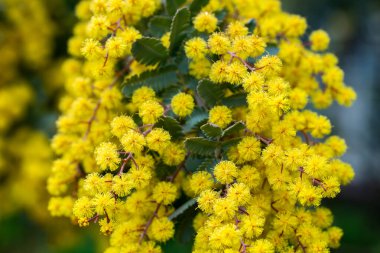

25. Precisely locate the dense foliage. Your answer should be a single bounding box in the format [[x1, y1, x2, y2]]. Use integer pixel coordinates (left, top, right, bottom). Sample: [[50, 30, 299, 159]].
[[44, 0, 356, 252]]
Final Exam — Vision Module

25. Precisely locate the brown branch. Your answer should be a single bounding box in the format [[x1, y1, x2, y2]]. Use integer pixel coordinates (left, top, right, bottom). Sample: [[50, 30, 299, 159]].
[[301, 130, 312, 145], [139, 163, 184, 244], [83, 101, 101, 140], [228, 51, 256, 71], [139, 203, 161, 243], [255, 133, 273, 145]]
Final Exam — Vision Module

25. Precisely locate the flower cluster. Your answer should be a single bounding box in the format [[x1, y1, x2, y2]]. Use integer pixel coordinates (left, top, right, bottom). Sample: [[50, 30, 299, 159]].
[[0, 0, 55, 217], [48, 0, 356, 252]]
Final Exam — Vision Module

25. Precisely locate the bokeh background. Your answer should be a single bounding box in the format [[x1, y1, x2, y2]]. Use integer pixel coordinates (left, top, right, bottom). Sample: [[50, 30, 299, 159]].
[[0, 0, 379, 252]]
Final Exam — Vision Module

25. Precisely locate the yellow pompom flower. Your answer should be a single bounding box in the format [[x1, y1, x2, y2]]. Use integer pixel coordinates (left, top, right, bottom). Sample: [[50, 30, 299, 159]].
[[171, 92, 195, 117], [325, 135, 347, 157], [249, 35, 267, 57], [112, 174, 134, 197], [208, 33, 231, 55], [209, 106, 233, 129], [73, 196, 94, 219], [209, 224, 241, 249], [146, 128, 171, 152], [92, 192, 114, 215], [327, 226, 343, 248], [256, 55, 283, 77], [250, 239, 275, 253], [148, 218, 174, 242], [81, 38, 104, 60], [95, 142, 120, 171], [138, 100, 164, 124], [189, 171, 214, 195], [110, 115, 137, 138], [226, 61, 248, 85], [162, 143, 186, 166], [227, 182, 251, 205], [197, 189, 218, 214], [209, 60, 229, 84], [226, 21, 248, 38], [213, 160, 238, 184], [237, 137, 261, 162], [310, 29, 330, 51], [131, 86, 156, 106], [237, 165, 262, 190], [120, 130, 146, 154], [152, 182, 178, 205], [185, 37, 208, 60], [105, 36, 127, 58], [242, 72, 265, 92], [193, 12, 218, 33], [308, 115, 332, 138], [128, 167, 152, 189], [213, 197, 237, 220], [240, 211, 265, 238]]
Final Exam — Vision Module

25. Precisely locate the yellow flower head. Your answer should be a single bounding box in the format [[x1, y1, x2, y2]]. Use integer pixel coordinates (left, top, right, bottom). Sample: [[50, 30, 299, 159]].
[[171, 92, 195, 117], [193, 12, 218, 33], [209, 105, 232, 129]]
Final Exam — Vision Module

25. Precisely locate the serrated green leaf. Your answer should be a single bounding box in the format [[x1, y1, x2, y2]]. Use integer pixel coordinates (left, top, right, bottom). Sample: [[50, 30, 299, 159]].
[[166, 0, 187, 16], [221, 137, 242, 150], [198, 158, 217, 172], [155, 162, 177, 180], [221, 93, 247, 107], [184, 156, 203, 172], [215, 9, 228, 23], [148, 16, 172, 37], [122, 66, 178, 97], [162, 85, 181, 104], [185, 137, 219, 156], [189, 0, 209, 14], [175, 50, 189, 74], [197, 79, 224, 107], [200, 123, 223, 139], [183, 108, 208, 133], [132, 37, 168, 66], [246, 19, 256, 33], [155, 116, 184, 139], [169, 8, 191, 55], [185, 76, 198, 90], [223, 121, 245, 137]]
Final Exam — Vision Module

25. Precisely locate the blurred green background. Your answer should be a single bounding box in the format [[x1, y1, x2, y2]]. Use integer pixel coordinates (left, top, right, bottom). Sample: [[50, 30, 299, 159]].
[[1, 0, 379, 252]]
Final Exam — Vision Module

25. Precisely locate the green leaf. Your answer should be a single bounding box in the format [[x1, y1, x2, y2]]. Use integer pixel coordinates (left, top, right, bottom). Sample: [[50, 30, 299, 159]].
[[169, 8, 191, 55], [122, 66, 178, 97], [183, 108, 208, 133], [162, 85, 181, 104], [189, 0, 210, 14], [215, 9, 228, 24], [166, 0, 187, 16], [168, 198, 197, 220], [221, 137, 242, 150], [246, 19, 256, 33], [197, 79, 224, 107], [221, 93, 247, 108], [148, 16, 172, 37], [198, 158, 217, 172], [184, 156, 203, 172], [155, 162, 177, 180], [200, 123, 223, 139], [155, 116, 184, 139], [223, 121, 245, 137], [185, 137, 219, 156], [132, 37, 168, 66]]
